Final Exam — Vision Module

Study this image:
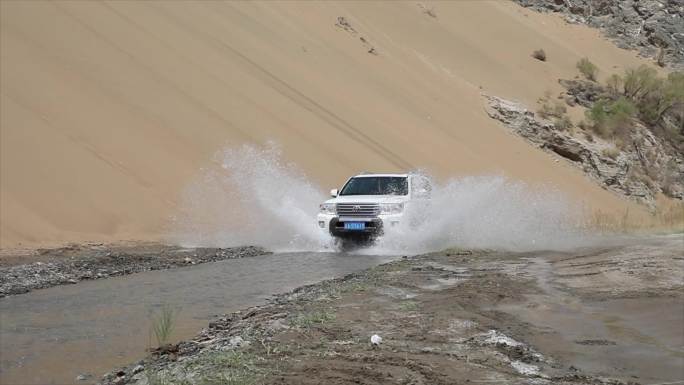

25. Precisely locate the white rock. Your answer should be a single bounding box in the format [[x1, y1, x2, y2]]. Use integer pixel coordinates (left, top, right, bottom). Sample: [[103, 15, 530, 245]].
[[511, 361, 540, 376], [370, 334, 382, 345], [229, 335, 245, 347], [483, 330, 521, 346]]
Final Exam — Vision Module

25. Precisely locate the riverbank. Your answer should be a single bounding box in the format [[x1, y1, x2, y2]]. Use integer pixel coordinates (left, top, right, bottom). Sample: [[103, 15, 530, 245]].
[[101, 236, 684, 385], [0, 243, 267, 297]]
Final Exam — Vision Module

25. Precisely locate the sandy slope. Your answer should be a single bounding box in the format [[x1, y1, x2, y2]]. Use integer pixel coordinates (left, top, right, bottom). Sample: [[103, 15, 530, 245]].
[[0, 1, 657, 248]]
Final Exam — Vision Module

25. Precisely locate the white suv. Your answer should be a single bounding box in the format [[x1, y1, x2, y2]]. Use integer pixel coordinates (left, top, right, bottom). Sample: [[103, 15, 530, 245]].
[[317, 173, 431, 240]]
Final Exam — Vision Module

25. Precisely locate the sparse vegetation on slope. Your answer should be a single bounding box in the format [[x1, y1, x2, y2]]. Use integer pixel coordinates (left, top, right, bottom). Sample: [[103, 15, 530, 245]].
[[537, 92, 573, 131], [586, 97, 636, 140], [486, 63, 684, 208], [577, 58, 598, 81], [583, 65, 684, 152]]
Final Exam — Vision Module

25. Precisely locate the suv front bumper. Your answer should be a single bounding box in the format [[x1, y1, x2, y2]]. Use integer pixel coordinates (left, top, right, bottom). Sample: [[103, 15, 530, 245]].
[[329, 217, 383, 237], [317, 214, 402, 238]]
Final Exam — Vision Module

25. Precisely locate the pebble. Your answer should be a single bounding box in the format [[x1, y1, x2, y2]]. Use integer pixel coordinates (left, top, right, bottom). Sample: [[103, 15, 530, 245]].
[[75, 373, 92, 381]]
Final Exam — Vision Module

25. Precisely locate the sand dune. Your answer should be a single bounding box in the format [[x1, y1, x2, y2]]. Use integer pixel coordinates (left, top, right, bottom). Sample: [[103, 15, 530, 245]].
[[0, 1, 657, 248]]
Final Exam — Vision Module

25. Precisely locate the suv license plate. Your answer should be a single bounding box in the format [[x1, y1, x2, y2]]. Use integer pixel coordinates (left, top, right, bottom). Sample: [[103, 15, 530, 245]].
[[344, 222, 365, 230]]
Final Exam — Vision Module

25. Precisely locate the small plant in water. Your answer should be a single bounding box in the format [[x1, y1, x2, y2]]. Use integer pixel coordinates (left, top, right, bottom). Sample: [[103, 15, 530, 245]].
[[151, 304, 177, 347]]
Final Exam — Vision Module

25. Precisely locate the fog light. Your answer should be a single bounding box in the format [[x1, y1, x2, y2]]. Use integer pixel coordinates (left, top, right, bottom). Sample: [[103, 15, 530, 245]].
[[318, 221, 325, 228]]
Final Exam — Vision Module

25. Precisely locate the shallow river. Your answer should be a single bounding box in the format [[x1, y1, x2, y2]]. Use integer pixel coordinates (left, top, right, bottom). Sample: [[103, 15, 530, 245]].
[[0, 252, 397, 385]]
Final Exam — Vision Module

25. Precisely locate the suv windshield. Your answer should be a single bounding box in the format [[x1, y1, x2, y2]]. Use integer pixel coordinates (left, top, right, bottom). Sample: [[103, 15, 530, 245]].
[[339, 177, 408, 196]]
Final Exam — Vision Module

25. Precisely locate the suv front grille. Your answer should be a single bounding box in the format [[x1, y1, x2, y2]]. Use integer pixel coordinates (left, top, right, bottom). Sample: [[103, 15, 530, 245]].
[[336, 203, 380, 217]]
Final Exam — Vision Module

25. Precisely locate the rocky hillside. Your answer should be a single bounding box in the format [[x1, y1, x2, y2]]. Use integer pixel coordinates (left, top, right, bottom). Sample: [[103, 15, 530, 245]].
[[485, 85, 684, 206], [514, 0, 684, 69]]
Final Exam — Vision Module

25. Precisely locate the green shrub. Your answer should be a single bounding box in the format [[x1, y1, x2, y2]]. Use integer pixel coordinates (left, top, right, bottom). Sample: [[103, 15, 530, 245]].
[[623, 65, 660, 98], [577, 58, 598, 81], [586, 97, 636, 138], [659, 72, 684, 121], [605, 74, 623, 97], [621, 66, 683, 126]]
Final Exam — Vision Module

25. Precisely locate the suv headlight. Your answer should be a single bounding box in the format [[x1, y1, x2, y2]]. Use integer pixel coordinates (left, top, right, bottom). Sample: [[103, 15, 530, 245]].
[[319, 203, 336, 214], [380, 203, 404, 215]]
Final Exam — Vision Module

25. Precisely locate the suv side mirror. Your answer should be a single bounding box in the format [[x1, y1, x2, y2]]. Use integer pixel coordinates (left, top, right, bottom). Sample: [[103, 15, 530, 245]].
[[330, 189, 338, 197]]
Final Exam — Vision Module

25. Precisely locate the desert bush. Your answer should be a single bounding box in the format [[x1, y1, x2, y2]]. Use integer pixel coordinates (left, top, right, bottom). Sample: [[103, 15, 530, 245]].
[[532, 49, 546, 62], [602, 146, 620, 159], [577, 58, 598, 81], [583, 66, 683, 149], [623, 65, 663, 122], [586, 97, 636, 138], [658, 72, 684, 123], [554, 115, 573, 131], [605, 74, 623, 97], [538, 92, 566, 119], [538, 92, 574, 131], [621, 66, 684, 127], [623, 65, 660, 99]]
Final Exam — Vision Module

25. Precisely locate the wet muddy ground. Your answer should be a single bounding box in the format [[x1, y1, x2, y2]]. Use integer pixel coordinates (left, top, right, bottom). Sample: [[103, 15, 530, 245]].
[[101, 235, 683, 385]]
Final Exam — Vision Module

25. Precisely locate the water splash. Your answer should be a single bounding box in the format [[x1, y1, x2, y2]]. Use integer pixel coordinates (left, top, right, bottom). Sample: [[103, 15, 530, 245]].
[[371, 175, 587, 253], [170, 144, 588, 253], [170, 143, 332, 251]]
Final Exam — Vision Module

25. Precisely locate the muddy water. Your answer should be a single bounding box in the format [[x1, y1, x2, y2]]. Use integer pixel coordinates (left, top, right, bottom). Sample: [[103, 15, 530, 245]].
[[499, 257, 684, 384], [0, 252, 396, 385]]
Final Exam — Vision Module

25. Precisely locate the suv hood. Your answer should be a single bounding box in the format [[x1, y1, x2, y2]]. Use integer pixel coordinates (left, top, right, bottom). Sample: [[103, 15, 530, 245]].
[[324, 195, 408, 204]]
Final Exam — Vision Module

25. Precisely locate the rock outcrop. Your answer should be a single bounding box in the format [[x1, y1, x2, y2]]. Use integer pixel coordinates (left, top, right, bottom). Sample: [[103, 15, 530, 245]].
[[484, 94, 684, 206], [514, 0, 684, 69], [558, 79, 605, 108]]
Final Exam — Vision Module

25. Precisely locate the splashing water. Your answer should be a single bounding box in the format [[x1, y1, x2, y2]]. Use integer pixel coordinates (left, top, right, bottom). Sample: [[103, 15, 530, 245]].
[[170, 144, 589, 253], [170, 143, 332, 251], [372, 175, 587, 253]]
